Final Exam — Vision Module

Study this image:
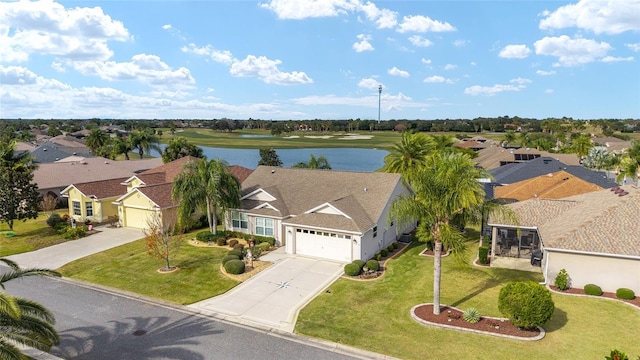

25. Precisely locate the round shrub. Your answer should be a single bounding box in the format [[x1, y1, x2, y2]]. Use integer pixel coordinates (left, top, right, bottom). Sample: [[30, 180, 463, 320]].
[[233, 243, 245, 251], [228, 249, 243, 258], [478, 246, 489, 265], [222, 255, 239, 265], [258, 242, 271, 251], [365, 259, 379, 271], [46, 213, 63, 228], [228, 239, 239, 248], [216, 238, 227, 246], [387, 245, 394, 253], [224, 259, 245, 275], [392, 242, 399, 249], [352, 260, 365, 270], [616, 288, 635, 300], [380, 248, 388, 257], [196, 231, 214, 242], [498, 281, 555, 329], [374, 253, 382, 261], [554, 269, 569, 291], [584, 284, 603, 296], [344, 263, 361, 276]]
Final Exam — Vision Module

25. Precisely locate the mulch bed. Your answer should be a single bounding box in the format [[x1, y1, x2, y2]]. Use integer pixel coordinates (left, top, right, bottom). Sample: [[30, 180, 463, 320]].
[[413, 304, 541, 338], [549, 286, 640, 308]]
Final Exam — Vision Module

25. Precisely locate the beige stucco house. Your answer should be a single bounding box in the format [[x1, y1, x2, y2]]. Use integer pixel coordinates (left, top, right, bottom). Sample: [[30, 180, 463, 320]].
[[60, 177, 128, 223], [226, 166, 414, 263]]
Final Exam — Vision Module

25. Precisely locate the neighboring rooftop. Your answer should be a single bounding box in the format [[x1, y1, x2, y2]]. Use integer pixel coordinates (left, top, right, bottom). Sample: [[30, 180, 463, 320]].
[[493, 170, 603, 202], [591, 136, 633, 154], [63, 177, 129, 200], [474, 144, 580, 170]]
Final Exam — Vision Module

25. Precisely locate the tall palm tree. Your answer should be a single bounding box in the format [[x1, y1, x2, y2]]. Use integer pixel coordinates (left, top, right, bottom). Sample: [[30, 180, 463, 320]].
[[428, 134, 455, 152], [570, 134, 593, 158], [382, 132, 433, 179], [172, 158, 241, 234], [0, 258, 60, 359], [85, 129, 109, 154], [129, 130, 161, 159], [390, 152, 487, 315]]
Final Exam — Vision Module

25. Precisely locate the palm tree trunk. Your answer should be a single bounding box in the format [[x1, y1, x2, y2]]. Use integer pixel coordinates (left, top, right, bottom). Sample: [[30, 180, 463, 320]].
[[211, 204, 218, 233], [206, 199, 214, 234], [433, 240, 442, 315]]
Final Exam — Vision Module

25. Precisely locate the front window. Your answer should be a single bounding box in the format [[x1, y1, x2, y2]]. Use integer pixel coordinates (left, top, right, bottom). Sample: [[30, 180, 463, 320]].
[[255, 217, 274, 236], [72, 201, 81, 216], [232, 211, 248, 229], [85, 202, 93, 217]]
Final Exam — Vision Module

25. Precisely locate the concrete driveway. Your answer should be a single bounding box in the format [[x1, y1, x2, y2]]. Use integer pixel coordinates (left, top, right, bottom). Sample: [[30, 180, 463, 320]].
[[189, 252, 345, 333], [7, 225, 144, 270]]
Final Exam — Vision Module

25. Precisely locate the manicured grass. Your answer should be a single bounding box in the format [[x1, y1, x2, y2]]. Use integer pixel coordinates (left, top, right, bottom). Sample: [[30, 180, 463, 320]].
[[295, 238, 640, 359], [58, 231, 239, 305], [0, 210, 69, 257]]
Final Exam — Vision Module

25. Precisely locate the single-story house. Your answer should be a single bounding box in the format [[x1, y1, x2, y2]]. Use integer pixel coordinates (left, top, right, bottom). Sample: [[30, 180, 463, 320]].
[[60, 177, 129, 223], [474, 145, 581, 170], [493, 170, 604, 202], [488, 185, 640, 293], [226, 166, 414, 263]]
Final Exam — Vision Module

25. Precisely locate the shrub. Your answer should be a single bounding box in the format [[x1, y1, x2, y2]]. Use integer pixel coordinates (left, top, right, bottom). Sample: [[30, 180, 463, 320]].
[[386, 245, 394, 253], [605, 350, 629, 360], [258, 242, 271, 251], [54, 222, 68, 232], [554, 269, 570, 290], [222, 255, 239, 265], [216, 238, 227, 246], [374, 253, 382, 261], [224, 259, 245, 275], [46, 213, 64, 228], [352, 260, 365, 270], [380, 248, 388, 257], [478, 246, 489, 265], [228, 249, 243, 258], [584, 284, 603, 296], [62, 226, 87, 240], [498, 281, 555, 329], [196, 231, 214, 242], [233, 243, 245, 251], [425, 241, 434, 251], [344, 263, 361, 276], [228, 239, 239, 248], [62, 213, 70, 222], [463, 307, 480, 324], [392, 242, 398, 249], [616, 288, 636, 300], [365, 259, 379, 271], [252, 235, 276, 246]]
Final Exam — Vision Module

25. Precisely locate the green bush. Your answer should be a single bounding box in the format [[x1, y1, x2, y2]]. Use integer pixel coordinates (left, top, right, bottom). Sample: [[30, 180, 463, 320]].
[[365, 259, 379, 271], [46, 213, 63, 228], [392, 242, 399, 249], [498, 281, 555, 329], [352, 260, 365, 270], [216, 238, 227, 246], [344, 263, 361, 276], [222, 255, 239, 265], [387, 245, 394, 253], [224, 259, 245, 274], [605, 350, 629, 360], [252, 235, 276, 246], [54, 222, 68, 232], [258, 242, 271, 251], [233, 243, 245, 251], [228, 249, 243, 258], [228, 239, 239, 248], [583, 284, 603, 296], [374, 253, 382, 261], [554, 269, 570, 290], [62, 226, 87, 240], [463, 307, 480, 324], [478, 246, 489, 265], [616, 288, 636, 300], [380, 248, 388, 257], [196, 231, 214, 242]]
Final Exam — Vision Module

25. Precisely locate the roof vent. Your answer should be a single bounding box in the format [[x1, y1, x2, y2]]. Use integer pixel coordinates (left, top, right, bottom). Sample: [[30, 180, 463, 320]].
[[363, 188, 368, 192], [271, 169, 275, 174]]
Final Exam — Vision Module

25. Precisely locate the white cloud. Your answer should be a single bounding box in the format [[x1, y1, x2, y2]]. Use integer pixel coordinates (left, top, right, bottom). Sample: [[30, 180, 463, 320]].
[[534, 35, 612, 67], [423, 75, 454, 84], [421, 58, 432, 64], [443, 64, 457, 70], [601, 56, 634, 63], [539, 0, 640, 34], [359, 2, 398, 29], [181, 43, 236, 65], [510, 77, 532, 86], [397, 15, 456, 33], [292, 92, 419, 110], [51, 62, 65, 72], [545, 89, 554, 94], [229, 55, 313, 85], [388, 67, 409, 77], [358, 78, 382, 90], [453, 40, 469, 47], [408, 35, 433, 47], [162, 24, 172, 30], [259, 0, 357, 19], [0, 0, 131, 62], [499, 44, 532, 59], [536, 70, 556, 76], [353, 34, 374, 52], [464, 84, 521, 96], [625, 43, 640, 52]]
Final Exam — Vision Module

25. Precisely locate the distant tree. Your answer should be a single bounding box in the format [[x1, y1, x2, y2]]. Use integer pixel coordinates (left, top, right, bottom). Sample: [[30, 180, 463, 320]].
[[129, 129, 161, 159], [570, 134, 593, 158], [502, 130, 516, 147], [106, 136, 134, 160], [46, 127, 62, 137], [161, 136, 204, 163], [85, 129, 109, 153], [582, 146, 614, 170], [382, 132, 434, 179], [293, 154, 331, 169], [258, 148, 283, 167], [144, 212, 181, 272], [0, 140, 42, 231], [169, 123, 177, 135], [617, 141, 640, 185]]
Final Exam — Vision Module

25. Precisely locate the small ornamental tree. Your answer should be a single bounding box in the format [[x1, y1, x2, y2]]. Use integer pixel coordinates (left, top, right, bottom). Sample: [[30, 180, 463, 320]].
[[144, 213, 181, 272], [498, 281, 555, 329], [257, 148, 283, 167]]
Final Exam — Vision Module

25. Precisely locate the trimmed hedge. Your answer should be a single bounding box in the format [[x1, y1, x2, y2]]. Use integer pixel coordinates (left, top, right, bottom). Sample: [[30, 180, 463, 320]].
[[380, 248, 388, 257], [344, 263, 361, 276], [233, 243, 245, 251], [554, 269, 570, 291], [498, 281, 555, 329], [222, 255, 240, 265], [374, 253, 382, 261], [365, 259, 379, 271], [478, 246, 489, 265], [46, 213, 64, 228], [584, 284, 603, 296], [196, 231, 215, 242], [352, 260, 365, 270], [616, 288, 636, 300], [228, 239, 239, 248], [224, 259, 245, 275], [258, 242, 271, 251], [392, 242, 398, 249], [228, 249, 243, 258], [216, 238, 227, 246]]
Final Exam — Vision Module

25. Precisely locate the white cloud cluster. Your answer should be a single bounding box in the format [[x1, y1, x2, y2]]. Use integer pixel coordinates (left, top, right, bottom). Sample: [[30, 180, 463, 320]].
[[539, 0, 640, 34], [499, 44, 532, 59], [359, 1, 398, 29], [534, 35, 612, 67], [353, 34, 374, 52], [408, 35, 433, 47], [601, 56, 634, 63], [443, 64, 457, 70], [536, 70, 556, 76], [358, 77, 382, 90], [259, 0, 357, 19], [625, 43, 640, 52], [388, 67, 409, 77], [423, 75, 454, 84], [464, 77, 529, 96], [397, 15, 456, 33]]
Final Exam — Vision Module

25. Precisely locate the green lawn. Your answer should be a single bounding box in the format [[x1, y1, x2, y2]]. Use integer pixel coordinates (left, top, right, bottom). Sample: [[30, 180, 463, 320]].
[[295, 239, 640, 359], [58, 232, 239, 305], [0, 210, 69, 257]]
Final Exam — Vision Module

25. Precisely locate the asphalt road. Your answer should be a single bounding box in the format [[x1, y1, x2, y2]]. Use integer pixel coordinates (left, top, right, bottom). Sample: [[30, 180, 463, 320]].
[[4, 276, 366, 360]]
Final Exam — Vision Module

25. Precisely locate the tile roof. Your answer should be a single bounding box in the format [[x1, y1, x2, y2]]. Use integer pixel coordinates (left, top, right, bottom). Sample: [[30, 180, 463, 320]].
[[474, 144, 581, 170], [489, 185, 640, 256], [494, 170, 603, 201], [66, 177, 129, 199], [239, 166, 404, 232]]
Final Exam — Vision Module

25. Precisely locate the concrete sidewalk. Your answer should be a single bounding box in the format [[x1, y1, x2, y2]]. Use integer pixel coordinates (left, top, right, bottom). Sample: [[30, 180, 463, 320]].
[[7, 226, 144, 270], [189, 254, 345, 333]]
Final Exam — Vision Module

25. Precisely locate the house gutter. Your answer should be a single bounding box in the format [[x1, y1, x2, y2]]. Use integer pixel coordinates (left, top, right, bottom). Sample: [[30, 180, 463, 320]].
[[543, 246, 640, 260]]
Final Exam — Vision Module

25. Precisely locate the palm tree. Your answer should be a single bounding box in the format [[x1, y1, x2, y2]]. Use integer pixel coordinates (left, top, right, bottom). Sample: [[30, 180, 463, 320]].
[[428, 134, 455, 152], [85, 129, 109, 154], [172, 158, 241, 234], [161, 136, 203, 163], [129, 130, 161, 159], [502, 130, 516, 148], [617, 141, 640, 185], [390, 152, 488, 315], [0, 258, 60, 359], [107, 136, 134, 160], [382, 132, 433, 178], [570, 134, 593, 159], [293, 154, 332, 169]]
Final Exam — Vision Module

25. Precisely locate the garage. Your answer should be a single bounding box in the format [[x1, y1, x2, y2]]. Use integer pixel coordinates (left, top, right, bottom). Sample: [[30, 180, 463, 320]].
[[122, 207, 153, 229], [294, 229, 353, 262]]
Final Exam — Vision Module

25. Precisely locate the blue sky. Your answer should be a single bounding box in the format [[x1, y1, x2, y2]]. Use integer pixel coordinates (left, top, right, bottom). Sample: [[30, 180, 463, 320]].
[[1, 0, 639, 120]]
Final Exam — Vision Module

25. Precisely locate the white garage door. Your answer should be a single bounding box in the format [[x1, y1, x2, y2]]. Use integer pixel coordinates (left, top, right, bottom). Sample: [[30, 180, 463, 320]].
[[295, 231, 352, 262], [123, 207, 152, 229]]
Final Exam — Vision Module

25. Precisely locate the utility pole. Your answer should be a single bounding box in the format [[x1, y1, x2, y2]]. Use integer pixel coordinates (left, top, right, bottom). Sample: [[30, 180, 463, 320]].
[[378, 85, 382, 123]]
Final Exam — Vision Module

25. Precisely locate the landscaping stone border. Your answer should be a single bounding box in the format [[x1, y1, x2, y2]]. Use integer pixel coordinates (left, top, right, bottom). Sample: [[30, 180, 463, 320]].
[[341, 242, 411, 282], [547, 285, 640, 311]]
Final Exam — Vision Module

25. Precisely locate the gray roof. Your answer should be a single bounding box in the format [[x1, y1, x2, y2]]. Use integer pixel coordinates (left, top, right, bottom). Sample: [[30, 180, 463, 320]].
[[30, 141, 92, 163], [239, 166, 405, 233]]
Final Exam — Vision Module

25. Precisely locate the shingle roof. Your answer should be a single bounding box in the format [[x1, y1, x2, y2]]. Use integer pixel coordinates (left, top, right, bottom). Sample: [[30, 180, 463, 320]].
[[489, 185, 640, 256], [30, 141, 92, 163], [474, 145, 581, 170], [228, 165, 254, 183], [239, 166, 404, 232], [65, 177, 129, 199], [138, 156, 199, 183], [136, 183, 175, 208], [591, 137, 632, 153], [494, 170, 603, 201]]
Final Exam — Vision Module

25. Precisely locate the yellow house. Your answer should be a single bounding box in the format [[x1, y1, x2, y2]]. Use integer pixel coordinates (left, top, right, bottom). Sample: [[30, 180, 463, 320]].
[[114, 183, 178, 229], [61, 177, 128, 223]]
